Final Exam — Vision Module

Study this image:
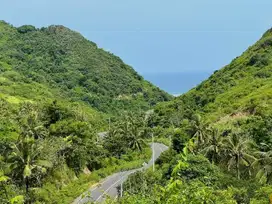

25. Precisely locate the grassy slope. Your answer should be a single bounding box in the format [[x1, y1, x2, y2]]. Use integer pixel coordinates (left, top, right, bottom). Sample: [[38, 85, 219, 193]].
[[0, 21, 172, 117], [155, 28, 272, 125]]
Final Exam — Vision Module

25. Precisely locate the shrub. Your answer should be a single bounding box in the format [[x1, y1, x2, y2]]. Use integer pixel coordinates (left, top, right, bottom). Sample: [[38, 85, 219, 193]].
[[17, 25, 36, 33]]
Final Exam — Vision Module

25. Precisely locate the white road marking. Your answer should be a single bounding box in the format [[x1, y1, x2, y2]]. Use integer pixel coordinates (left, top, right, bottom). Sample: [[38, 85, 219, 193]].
[[95, 172, 127, 202], [159, 145, 163, 153], [75, 174, 118, 203], [75, 143, 169, 203]]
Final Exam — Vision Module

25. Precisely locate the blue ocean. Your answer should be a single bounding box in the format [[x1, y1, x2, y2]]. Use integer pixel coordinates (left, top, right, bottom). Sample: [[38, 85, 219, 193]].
[[143, 72, 212, 96]]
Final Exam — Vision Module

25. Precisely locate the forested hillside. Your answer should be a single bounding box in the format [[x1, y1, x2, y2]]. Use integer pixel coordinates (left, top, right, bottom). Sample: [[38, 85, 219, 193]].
[[112, 28, 272, 203], [154, 28, 272, 125], [2, 18, 272, 204], [0, 21, 171, 114], [0, 20, 170, 204]]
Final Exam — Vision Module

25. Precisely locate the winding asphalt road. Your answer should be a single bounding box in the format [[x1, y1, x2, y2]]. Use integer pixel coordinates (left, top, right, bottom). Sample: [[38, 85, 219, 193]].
[[73, 143, 168, 204]]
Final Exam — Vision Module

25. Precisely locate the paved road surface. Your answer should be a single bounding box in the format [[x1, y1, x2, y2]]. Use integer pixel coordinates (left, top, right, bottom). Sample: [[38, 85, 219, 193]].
[[73, 143, 168, 204]]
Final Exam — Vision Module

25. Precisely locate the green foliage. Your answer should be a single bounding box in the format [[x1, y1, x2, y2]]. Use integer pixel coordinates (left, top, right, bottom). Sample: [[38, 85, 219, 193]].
[[103, 112, 149, 157], [221, 132, 256, 179], [0, 20, 171, 203], [0, 21, 171, 115], [154, 28, 272, 125], [17, 25, 36, 34], [0, 99, 154, 203], [116, 107, 271, 203], [3, 19, 272, 204], [250, 186, 272, 204], [119, 26, 272, 204], [34, 146, 151, 203], [122, 168, 163, 196], [155, 148, 177, 166], [155, 180, 237, 204], [116, 175, 238, 204], [172, 129, 190, 153], [10, 195, 24, 204]]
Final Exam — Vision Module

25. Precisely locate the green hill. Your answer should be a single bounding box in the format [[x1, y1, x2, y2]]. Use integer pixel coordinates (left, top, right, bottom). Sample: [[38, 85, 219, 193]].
[[0, 21, 171, 115], [111, 28, 272, 204], [0, 20, 171, 203], [154, 28, 272, 126]]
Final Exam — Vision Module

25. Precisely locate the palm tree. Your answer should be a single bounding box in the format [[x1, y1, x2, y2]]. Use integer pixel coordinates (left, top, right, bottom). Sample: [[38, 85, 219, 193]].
[[252, 150, 272, 184], [191, 114, 209, 147], [201, 128, 223, 164], [9, 135, 52, 201], [18, 103, 48, 139], [104, 128, 127, 157], [128, 125, 146, 151], [118, 112, 148, 152], [119, 115, 131, 138], [222, 133, 256, 179]]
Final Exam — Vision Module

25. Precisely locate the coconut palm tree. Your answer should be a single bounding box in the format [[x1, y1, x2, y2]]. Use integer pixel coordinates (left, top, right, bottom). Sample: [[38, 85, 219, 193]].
[[222, 133, 256, 179], [191, 114, 209, 147], [128, 125, 146, 151], [118, 112, 148, 152], [9, 135, 52, 202], [103, 127, 126, 158], [119, 115, 131, 138], [18, 103, 48, 139], [201, 128, 223, 164]]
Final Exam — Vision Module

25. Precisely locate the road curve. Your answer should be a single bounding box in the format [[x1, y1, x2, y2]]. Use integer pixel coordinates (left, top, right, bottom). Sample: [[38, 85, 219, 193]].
[[73, 143, 168, 204]]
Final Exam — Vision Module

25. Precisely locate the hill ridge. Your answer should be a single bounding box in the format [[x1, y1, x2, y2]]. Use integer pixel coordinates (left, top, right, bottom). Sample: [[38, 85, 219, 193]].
[[154, 27, 272, 126], [0, 21, 172, 114]]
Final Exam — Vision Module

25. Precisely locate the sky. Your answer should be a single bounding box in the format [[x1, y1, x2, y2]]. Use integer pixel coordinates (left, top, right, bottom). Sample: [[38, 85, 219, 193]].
[[1, 0, 272, 92]]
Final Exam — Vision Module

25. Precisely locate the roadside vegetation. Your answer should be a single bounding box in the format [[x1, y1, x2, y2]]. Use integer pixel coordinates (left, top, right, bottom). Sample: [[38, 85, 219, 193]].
[[2, 20, 272, 204], [0, 20, 169, 204], [111, 114, 272, 203], [0, 99, 153, 203], [108, 28, 272, 204]]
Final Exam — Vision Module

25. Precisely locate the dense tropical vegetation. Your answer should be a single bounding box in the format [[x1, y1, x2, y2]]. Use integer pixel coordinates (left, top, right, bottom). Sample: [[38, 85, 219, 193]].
[[0, 20, 168, 203], [0, 20, 171, 115], [107, 27, 272, 203], [1, 19, 272, 204], [111, 115, 272, 203], [0, 99, 153, 203]]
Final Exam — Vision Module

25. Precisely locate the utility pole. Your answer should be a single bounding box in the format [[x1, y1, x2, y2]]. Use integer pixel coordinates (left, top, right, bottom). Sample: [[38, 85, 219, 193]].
[[152, 133, 155, 172], [120, 172, 123, 198], [120, 180, 123, 197]]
